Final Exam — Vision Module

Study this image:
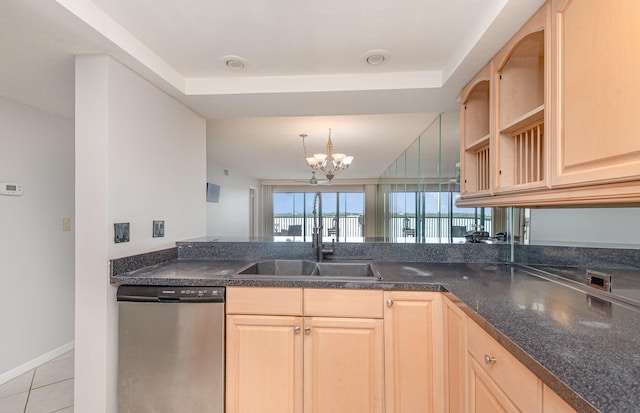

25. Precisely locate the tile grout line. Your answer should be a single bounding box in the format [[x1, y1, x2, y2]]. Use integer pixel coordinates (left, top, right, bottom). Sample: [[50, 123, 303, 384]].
[[31, 377, 74, 392], [1, 352, 74, 413], [22, 368, 35, 413]]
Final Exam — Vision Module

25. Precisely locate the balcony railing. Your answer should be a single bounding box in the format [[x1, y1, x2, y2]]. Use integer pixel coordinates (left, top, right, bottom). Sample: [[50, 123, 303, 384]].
[[273, 216, 492, 243]]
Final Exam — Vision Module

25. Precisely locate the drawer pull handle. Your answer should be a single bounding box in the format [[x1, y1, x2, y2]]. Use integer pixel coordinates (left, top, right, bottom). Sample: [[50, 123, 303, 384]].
[[484, 355, 496, 366], [294, 326, 301, 334]]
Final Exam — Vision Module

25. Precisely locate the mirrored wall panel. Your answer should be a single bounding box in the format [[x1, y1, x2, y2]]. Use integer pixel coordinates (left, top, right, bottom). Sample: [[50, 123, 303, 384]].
[[378, 113, 506, 243]]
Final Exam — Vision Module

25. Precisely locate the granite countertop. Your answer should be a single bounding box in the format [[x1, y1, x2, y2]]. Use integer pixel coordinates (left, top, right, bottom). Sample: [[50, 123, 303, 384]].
[[111, 259, 640, 413]]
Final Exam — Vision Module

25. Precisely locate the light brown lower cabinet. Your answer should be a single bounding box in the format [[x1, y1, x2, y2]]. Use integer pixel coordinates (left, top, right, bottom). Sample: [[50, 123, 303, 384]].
[[384, 291, 443, 413], [542, 384, 576, 413], [226, 314, 304, 413], [468, 355, 521, 413], [227, 287, 577, 413], [443, 295, 468, 413], [304, 316, 384, 413], [467, 315, 542, 413], [444, 295, 576, 413], [226, 287, 384, 413]]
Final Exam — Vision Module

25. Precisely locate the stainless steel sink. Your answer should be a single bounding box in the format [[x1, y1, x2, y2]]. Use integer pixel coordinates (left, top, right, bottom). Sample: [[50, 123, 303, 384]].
[[237, 259, 317, 276], [236, 259, 382, 280]]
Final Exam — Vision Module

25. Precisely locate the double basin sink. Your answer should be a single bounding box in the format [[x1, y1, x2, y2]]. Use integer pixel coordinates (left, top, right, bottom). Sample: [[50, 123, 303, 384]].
[[235, 259, 382, 281]]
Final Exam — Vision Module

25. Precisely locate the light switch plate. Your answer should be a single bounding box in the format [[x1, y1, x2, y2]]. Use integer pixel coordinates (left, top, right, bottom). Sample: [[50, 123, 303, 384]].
[[153, 220, 165, 238], [62, 218, 72, 232], [114, 223, 130, 243]]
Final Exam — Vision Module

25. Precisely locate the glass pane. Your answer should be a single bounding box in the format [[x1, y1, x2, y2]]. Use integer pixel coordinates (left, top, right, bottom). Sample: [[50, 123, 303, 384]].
[[339, 192, 365, 242], [388, 191, 417, 243], [273, 193, 305, 241], [274, 190, 366, 243]]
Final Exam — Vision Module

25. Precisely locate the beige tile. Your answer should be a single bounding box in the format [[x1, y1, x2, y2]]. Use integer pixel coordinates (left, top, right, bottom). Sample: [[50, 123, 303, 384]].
[[53, 406, 74, 413], [51, 350, 74, 363], [32, 357, 74, 389], [0, 390, 29, 413], [25, 378, 74, 413], [0, 369, 34, 399]]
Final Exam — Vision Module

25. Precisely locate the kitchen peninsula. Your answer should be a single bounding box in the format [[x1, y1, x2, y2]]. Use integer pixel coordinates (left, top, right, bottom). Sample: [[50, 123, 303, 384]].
[[112, 240, 640, 413]]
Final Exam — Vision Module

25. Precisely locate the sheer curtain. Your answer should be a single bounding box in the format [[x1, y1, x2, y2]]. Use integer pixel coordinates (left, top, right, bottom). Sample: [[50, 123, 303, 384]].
[[258, 185, 274, 238]]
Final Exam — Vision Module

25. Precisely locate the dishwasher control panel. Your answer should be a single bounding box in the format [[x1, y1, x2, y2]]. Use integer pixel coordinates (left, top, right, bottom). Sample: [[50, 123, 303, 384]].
[[117, 285, 225, 303]]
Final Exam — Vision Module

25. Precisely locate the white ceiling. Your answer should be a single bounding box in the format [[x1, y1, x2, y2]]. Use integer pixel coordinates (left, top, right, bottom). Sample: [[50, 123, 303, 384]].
[[0, 0, 546, 181]]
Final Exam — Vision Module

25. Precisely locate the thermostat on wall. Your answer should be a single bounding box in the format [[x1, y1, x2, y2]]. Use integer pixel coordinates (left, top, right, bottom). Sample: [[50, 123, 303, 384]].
[[0, 182, 23, 196]]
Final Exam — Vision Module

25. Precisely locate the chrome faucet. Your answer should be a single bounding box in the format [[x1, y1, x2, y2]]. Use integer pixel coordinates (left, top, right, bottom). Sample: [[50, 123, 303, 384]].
[[312, 192, 334, 261]]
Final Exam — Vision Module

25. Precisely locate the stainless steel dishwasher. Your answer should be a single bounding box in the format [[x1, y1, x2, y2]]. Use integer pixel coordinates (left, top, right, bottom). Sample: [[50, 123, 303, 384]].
[[117, 285, 225, 413]]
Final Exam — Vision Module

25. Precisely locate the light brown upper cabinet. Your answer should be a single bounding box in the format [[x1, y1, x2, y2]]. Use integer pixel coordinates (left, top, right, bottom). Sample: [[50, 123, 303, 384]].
[[458, 0, 640, 206], [461, 64, 493, 197], [550, 0, 640, 190], [495, 26, 547, 193], [459, 3, 549, 205]]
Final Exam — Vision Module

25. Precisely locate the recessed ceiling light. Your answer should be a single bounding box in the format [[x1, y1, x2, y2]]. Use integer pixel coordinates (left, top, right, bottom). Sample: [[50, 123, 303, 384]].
[[226, 59, 244, 70], [366, 54, 385, 65], [221, 55, 248, 71], [363, 49, 390, 66]]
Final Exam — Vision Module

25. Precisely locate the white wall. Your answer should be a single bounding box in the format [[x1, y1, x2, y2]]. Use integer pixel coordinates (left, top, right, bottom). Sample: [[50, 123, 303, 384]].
[[0, 97, 75, 380], [75, 55, 206, 413], [529, 207, 640, 249], [206, 161, 259, 238]]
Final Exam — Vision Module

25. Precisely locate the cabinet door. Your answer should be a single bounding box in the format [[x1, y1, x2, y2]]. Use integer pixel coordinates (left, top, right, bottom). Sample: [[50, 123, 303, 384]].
[[226, 315, 303, 413], [460, 63, 493, 196], [543, 385, 576, 413], [468, 357, 518, 413], [304, 317, 384, 413], [443, 295, 468, 413], [384, 291, 444, 413], [551, 0, 640, 188]]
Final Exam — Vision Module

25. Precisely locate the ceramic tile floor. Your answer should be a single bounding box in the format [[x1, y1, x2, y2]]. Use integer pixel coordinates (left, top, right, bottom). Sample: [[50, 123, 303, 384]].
[[0, 350, 74, 413]]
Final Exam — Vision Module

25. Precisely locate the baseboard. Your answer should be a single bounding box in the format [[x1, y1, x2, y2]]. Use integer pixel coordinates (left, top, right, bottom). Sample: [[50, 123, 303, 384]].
[[0, 340, 75, 385]]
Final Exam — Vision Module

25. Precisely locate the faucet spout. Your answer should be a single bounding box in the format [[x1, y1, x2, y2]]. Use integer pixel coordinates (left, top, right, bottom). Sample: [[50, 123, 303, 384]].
[[312, 192, 334, 261], [312, 192, 323, 260]]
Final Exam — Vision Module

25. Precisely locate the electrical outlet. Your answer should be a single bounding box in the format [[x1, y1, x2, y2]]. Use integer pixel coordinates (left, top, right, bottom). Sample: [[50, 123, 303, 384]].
[[114, 223, 130, 243], [62, 218, 71, 231], [153, 220, 165, 238]]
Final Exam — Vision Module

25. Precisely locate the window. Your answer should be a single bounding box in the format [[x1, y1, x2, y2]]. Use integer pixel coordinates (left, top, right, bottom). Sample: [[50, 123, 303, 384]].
[[273, 191, 364, 242]]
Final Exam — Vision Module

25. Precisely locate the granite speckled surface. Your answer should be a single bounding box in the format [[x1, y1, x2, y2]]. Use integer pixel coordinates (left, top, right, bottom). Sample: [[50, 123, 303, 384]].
[[176, 239, 509, 263], [111, 247, 178, 276], [111, 257, 640, 412], [515, 244, 640, 269]]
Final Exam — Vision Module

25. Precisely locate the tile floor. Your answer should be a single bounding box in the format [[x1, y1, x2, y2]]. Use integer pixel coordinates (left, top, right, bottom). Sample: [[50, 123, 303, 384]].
[[0, 350, 74, 413]]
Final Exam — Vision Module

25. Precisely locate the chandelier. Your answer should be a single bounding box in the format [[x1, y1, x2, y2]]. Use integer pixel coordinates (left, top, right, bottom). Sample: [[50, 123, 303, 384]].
[[301, 129, 354, 182]]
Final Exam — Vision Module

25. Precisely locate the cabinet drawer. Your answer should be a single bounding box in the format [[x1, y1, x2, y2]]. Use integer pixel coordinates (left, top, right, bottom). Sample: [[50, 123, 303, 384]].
[[226, 286, 303, 315], [304, 289, 383, 318], [467, 319, 541, 412]]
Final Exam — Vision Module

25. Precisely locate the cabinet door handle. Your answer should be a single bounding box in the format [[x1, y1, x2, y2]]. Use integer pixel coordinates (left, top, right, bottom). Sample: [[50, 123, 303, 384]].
[[304, 327, 311, 334], [484, 355, 496, 366], [386, 299, 393, 307], [294, 326, 301, 334]]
